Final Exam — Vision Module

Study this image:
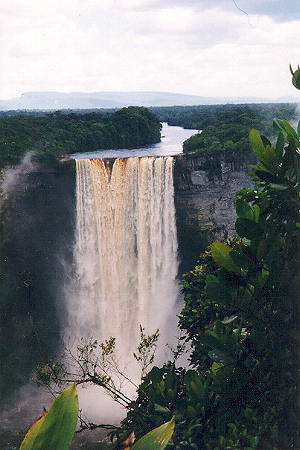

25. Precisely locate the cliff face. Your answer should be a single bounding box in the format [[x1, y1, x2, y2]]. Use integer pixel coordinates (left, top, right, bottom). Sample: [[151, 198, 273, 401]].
[[0, 163, 75, 405], [174, 155, 255, 272], [0, 156, 254, 403]]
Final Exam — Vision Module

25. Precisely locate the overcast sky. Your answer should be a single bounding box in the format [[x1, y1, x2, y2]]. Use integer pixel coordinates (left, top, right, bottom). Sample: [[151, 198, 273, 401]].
[[1, 0, 300, 99]]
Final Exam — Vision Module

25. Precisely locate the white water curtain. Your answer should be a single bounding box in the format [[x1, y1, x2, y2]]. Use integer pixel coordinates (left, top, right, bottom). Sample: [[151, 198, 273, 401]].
[[66, 156, 179, 360]]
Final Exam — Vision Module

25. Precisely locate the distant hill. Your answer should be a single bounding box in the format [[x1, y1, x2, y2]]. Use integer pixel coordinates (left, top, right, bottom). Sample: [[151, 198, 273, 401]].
[[0, 91, 298, 110]]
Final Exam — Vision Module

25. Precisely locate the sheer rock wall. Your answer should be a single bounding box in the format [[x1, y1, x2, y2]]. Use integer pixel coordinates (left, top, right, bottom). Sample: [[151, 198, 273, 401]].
[[174, 155, 254, 271]]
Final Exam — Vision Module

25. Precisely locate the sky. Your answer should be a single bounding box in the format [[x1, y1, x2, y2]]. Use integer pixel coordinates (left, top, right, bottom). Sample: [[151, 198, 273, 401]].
[[1, 0, 300, 100]]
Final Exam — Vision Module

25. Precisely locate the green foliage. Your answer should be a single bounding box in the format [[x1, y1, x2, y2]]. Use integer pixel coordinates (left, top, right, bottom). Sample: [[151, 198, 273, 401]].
[[152, 103, 296, 133], [118, 363, 206, 448], [20, 384, 79, 450], [0, 107, 161, 167], [210, 242, 239, 273], [133, 416, 175, 450], [19, 385, 173, 450], [12, 92, 300, 449], [133, 326, 160, 376], [290, 64, 300, 90], [178, 105, 296, 177], [120, 118, 300, 449], [35, 327, 160, 415]]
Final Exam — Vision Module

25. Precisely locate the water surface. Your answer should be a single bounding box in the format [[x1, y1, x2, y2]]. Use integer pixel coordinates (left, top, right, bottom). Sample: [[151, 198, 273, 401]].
[[69, 123, 199, 159]]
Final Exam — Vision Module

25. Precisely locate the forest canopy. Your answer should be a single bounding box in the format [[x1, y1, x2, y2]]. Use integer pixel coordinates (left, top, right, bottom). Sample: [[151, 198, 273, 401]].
[[0, 106, 161, 167], [0, 103, 296, 169], [153, 103, 297, 163], [152, 103, 296, 131]]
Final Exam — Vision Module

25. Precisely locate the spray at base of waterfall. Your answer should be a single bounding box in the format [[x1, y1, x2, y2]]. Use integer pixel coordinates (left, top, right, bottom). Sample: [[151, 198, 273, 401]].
[[63, 156, 181, 421]]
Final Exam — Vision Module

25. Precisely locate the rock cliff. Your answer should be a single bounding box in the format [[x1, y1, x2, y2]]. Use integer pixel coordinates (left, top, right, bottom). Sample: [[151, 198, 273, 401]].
[[174, 154, 255, 271], [0, 153, 257, 425]]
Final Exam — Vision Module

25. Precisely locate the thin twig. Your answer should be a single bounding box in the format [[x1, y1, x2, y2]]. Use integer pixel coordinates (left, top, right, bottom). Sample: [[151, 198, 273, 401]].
[[77, 414, 120, 434], [232, 0, 248, 16]]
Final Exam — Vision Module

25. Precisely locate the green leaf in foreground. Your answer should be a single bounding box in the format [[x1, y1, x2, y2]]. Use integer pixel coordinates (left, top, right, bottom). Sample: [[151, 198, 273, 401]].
[[205, 275, 231, 303], [273, 118, 299, 143], [20, 384, 79, 450], [235, 198, 253, 220], [235, 218, 263, 240], [210, 242, 239, 273], [249, 129, 265, 158], [290, 65, 300, 90], [133, 416, 175, 450]]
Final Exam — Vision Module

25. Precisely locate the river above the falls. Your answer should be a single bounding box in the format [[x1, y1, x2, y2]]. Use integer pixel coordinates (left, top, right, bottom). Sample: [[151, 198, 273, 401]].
[[69, 122, 199, 159]]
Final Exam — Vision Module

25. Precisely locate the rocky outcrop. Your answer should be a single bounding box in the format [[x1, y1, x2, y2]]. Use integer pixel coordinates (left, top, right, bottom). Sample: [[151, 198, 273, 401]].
[[174, 154, 255, 271]]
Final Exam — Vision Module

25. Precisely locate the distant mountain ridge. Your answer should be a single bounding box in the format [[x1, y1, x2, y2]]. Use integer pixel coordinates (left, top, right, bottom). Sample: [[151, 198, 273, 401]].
[[0, 91, 298, 110]]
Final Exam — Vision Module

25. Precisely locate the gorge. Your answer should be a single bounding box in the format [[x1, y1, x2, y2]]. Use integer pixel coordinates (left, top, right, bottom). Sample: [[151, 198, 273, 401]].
[[0, 122, 254, 446]]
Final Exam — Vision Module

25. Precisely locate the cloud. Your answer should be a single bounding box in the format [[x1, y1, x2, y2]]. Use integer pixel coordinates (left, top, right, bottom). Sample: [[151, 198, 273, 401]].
[[108, 0, 300, 22], [0, 0, 299, 100], [129, 6, 249, 46], [233, 0, 300, 22]]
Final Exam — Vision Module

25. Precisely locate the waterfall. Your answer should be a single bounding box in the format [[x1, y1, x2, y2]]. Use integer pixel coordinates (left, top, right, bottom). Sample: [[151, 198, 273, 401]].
[[66, 156, 179, 364]]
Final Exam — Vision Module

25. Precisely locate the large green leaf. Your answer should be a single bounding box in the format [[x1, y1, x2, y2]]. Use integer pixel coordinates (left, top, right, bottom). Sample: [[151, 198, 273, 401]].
[[205, 275, 233, 304], [273, 119, 299, 144], [251, 205, 260, 223], [235, 218, 263, 240], [230, 250, 254, 271], [235, 199, 260, 223], [133, 416, 175, 450], [210, 242, 239, 273], [184, 370, 207, 401], [297, 121, 300, 140], [254, 169, 284, 185], [235, 198, 253, 220], [275, 131, 285, 160], [269, 183, 289, 191], [290, 65, 300, 90], [20, 384, 79, 450], [211, 361, 224, 374], [249, 129, 278, 171], [249, 129, 265, 159]]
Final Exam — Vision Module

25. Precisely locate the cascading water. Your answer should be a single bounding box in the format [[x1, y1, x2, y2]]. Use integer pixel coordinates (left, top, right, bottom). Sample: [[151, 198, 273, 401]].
[[66, 156, 179, 365]]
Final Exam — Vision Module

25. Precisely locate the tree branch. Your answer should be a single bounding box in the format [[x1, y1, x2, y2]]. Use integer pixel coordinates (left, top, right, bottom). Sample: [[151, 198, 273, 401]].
[[232, 0, 248, 16]]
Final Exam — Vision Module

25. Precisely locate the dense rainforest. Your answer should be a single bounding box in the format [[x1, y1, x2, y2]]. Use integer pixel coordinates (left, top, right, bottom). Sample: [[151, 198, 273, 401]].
[[31, 114, 300, 449], [120, 98, 300, 448], [151, 103, 296, 131], [0, 106, 161, 166], [155, 103, 297, 163], [27, 88, 300, 448], [0, 103, 296, 169], [1, 96, 299, 448]]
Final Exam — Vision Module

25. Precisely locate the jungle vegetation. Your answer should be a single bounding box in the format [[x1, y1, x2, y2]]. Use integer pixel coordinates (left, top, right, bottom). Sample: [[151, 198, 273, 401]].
[[116, 116, 300, 449], [3, 79, 300, 449], [152, 103, 296, 132], [153, 103, 296, 167], [0, 102, 296, 170], [0, 106, 161, 167], [116, 68, 300, 448], [34, 108, 300, 448], [181, 105, 296, 162]]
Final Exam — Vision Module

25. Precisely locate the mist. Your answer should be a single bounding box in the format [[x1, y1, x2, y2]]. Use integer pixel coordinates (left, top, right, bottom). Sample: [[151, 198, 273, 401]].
[[0, 152, 37, 203]]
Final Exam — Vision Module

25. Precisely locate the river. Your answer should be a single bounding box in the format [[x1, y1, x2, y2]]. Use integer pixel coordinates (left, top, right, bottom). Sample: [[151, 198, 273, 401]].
[[69, 122, 199, 159]]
